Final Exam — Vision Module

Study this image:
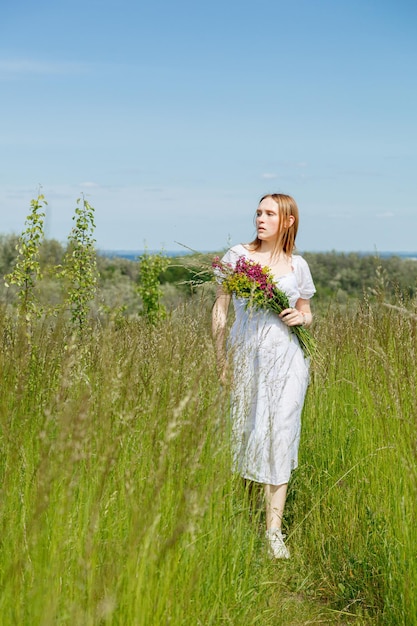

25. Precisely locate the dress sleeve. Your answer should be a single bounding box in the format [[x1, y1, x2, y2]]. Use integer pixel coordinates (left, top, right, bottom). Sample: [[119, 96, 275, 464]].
[[221, 246, 241, 266], [293, 255, 316, 299], [214, 246, 241, 284]]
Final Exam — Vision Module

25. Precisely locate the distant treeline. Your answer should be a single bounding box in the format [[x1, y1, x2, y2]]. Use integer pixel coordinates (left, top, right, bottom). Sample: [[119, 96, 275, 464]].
[[1, 234, 417, 311], [158, 248, 417, 303], [303, 251, 417, 301]]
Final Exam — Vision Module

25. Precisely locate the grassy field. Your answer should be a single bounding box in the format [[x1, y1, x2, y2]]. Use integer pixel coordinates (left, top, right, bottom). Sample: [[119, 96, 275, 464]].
[[0, 292, 416, 625]]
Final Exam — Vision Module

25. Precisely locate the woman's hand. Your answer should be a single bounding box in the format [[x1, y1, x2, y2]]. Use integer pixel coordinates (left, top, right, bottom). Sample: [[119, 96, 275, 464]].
[[279, 307, 305, 327]]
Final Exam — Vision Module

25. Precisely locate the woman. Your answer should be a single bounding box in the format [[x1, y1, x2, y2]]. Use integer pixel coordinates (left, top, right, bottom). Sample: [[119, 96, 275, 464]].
[[212, 193, 316, 559]]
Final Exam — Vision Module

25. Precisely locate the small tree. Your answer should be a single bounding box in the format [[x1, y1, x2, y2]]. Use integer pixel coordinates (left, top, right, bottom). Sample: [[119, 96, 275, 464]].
[[60, 196, 98, 331], [4, 194, 46, 322], [137, 252, 169, 324]]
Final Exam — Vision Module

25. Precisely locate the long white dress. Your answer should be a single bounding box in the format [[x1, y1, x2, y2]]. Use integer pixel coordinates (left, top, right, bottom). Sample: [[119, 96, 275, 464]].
[[220, 244, 316, 486]]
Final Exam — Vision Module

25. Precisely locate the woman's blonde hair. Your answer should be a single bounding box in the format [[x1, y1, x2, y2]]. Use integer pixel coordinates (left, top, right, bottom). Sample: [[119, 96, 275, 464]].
[[249, 193, 299, 256]]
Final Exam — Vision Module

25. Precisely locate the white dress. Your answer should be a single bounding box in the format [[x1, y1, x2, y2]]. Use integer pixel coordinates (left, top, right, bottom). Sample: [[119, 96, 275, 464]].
[[220, 244, 316, 486]]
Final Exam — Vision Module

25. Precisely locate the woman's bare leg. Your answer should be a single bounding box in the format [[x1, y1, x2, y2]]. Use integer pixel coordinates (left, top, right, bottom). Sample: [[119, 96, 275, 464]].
[[264, 483, 288, 530]]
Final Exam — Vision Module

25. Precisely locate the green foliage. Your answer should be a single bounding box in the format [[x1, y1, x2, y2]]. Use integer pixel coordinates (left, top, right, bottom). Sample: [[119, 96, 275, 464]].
[[2, 232, 417, 316], [4, 194, 47, 321], [137, 252, 169, 323], [0, 234, 20, 277], [159, 257, 212, 294], [59, 197, 99, 330], [304, 251, 417, 302], [38, 238, 65, 270]]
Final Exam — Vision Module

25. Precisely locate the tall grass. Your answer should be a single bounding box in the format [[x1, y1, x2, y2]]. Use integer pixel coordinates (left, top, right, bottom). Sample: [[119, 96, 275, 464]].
[[297, 298, 417, 623], [0, 294, 416, 624]]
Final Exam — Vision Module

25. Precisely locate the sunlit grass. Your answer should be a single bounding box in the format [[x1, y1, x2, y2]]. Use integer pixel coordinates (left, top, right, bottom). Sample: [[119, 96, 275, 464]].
[[0, 294, 416, 624]]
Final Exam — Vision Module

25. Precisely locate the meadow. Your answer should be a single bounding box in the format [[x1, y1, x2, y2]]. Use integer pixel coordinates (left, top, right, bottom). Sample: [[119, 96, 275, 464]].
[[0, 279, 416, 625]]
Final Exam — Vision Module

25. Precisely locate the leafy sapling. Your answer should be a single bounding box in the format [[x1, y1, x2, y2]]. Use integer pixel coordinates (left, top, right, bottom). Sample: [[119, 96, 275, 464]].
[[5, 194, 47, 322], [60, 196, 99, 331], [137, 252, 169, 324]]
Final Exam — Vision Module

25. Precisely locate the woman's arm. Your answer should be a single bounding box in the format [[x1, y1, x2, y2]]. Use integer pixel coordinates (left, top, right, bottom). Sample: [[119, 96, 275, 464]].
[[212, 287, 231, 381]]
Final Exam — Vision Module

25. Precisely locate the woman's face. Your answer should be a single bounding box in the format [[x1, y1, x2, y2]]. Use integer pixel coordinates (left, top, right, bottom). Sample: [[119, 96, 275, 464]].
[[255, 197, 280, 241]]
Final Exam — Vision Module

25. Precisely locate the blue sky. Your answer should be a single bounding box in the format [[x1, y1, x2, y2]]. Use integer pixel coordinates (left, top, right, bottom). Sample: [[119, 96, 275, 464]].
[[1, 0, 416, 253]]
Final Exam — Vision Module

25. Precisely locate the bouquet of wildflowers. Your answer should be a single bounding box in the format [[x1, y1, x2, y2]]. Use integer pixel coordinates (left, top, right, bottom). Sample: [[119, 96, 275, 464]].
[[212, 255, 318, 360]]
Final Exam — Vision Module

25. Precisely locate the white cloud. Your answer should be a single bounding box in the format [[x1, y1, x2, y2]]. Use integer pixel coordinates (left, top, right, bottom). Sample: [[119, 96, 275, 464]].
[[376, 211, 395, 218], [80, 181, 100, 189], [261, 173, 278, 180]]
